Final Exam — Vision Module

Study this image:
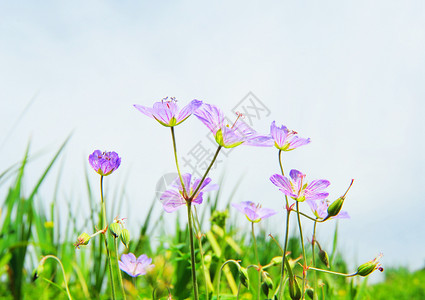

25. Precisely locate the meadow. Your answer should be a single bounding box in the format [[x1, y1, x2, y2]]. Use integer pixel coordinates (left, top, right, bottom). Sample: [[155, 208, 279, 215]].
[[1, 100, 423, 300]]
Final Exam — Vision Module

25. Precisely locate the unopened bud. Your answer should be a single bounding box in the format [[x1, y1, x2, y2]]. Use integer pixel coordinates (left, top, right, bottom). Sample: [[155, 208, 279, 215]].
[[74, 232, 91, 248], [271, 256, 283, 266], [109, 222, 122, 238], [357, 254, 384, 277], [325, 197, 344, 220], [120, 228, 130, 248], [261, 271, 274, 297], [239, 267, 249, 289], [318, 249, 330, 268], [289, 275, 301, 300], [306, 287, 314, 299], [32, 263, 44, 281]]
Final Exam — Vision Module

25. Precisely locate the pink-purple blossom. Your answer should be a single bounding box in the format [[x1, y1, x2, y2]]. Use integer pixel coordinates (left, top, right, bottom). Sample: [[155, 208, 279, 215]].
[[232, 201, 277, 223], [134, 97, 203, 127], [268, 121, 311, 151], [270, 169, 330, 202], [194, 103, 271, 148], [160, 173, 218, 213], [118, 253, 154, 277], [88, 150, 121, 176], [306, 199, 349, 220]]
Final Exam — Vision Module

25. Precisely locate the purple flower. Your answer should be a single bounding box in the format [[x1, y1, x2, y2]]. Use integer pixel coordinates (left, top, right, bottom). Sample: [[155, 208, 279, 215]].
[[306, 199, 350, 220], [118, 253, 154, 277], [268, 121, 311, 151], [232, 201, 277, 223], [88, 150, 121, 176], [194, 104, 271, 148], [160, 173, 218, 213], [134, 97, 202, 127], [270, 169, 330, 202]]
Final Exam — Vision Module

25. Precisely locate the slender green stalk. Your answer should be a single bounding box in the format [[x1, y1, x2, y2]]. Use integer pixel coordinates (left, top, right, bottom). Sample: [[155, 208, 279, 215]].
[[308, 266, 357, 277], [114, 238, 126, 299], [100, 176, 116, 300], [170, 126, 188, 196], [193, 207, 210, 300], [187, 202, 199, 300], [312, 219, 318, 300], [41, 255, 73, 300], [217, 260, 240, 300], [251, 222, 261, 300], [191, 145, 222, 198], [296, 201, 307, 299]]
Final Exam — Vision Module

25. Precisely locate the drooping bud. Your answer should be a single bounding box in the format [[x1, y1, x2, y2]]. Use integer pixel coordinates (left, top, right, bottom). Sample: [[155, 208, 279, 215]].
[[324, 179, 354, 220], [74, 232, 91, 249], [306, 287, 314, 299], [109, 222, 122, 238], [318, 249, 330, 268], [356, 254, 384, 277], [120, 228, 130, 248], [261, 271, 274, 297], [239, 267, 250, 289], [288, 275, 301, 300], [32, 262, 44, 281]]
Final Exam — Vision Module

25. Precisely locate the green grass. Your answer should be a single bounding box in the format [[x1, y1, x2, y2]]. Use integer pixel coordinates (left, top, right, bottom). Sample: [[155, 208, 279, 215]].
[[1, 144, 424, 299]]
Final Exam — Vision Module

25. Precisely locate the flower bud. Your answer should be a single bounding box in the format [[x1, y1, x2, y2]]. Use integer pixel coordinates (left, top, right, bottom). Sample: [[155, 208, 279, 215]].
[[261, 271, 274, 297], [271, 256, 283, 266], [357, 254, 384, 277], [120, 228, 130, 248], [109, 222, 122, 238], [32, 263, 44, 281], [288, 275, 301, 300], [318, 249, 330, 268], [306, 287, 314, 299], [325, 196, 344, 220], [239, 267, 249, 289], [74, 232, 91, 248]]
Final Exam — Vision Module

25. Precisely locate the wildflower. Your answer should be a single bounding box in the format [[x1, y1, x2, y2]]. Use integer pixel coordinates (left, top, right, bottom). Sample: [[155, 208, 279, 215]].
[[306, 199, 349, 220], [194, 104, 271, 148], [74, 233, 91, 249], [356, 253, 384, 276], [160, 173, 218, 213], [88, 150, 121, 176], [134, 97, 202, 127], [270, 169, 330, 202], [268, 121, 311, 151], [232, 201, 277, 223], [118, 253, 154, 277]]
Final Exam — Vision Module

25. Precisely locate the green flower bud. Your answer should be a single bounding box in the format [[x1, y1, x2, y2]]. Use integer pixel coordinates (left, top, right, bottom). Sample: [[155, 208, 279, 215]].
[[318, 249, 330, 268], [74, 232, 91, 248], [325, 196, 344, 220], [357, 254, 384, 277], [261, 271, 274, 297], [32, 263, 44, 281], [271, 256, 283, 266], [120, 228, 130, 248], [288, 275, 301, 300], [239, 267, 249, 289], [306, 287, 314, 299], [109, 222, 122, 238]]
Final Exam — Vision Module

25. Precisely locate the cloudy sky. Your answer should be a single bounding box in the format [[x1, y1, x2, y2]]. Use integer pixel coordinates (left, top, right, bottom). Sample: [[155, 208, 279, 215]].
[[1, 1, 424, 279]]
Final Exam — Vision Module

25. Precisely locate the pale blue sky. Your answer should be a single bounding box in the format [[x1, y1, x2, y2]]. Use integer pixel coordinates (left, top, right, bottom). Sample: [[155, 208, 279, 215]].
[[1, 1, 424, 278]]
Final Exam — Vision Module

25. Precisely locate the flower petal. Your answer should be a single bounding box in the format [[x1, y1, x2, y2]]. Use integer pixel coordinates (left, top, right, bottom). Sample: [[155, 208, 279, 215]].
[[160, 189, 185, 213], [176, 99, 203, 124]]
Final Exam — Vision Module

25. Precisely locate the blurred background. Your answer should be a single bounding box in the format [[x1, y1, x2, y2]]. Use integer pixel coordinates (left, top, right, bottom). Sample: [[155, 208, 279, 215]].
[[1, 1, 424, 282]]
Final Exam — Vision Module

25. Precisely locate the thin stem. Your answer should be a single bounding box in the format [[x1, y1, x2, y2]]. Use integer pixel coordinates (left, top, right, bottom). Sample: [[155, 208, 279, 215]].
[[170, 126, 188, 197], [187, 202, 199, 300], [308, 266, 357, 277], [100, 176, 116, 300], [296, 201, 307, 299], [193, 206, 210, 300], [41, 255, 73, 300], [278, 207, 291, 300], [217, 260, 240, 300], [190, 146, 222, 200], [312, 219, 318, 300], [114, 238, 126, 299], [251, 222, 260, 300]]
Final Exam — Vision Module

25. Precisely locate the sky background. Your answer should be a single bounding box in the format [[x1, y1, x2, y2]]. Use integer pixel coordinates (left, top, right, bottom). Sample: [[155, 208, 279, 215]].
[[1, 1, 424, 282]]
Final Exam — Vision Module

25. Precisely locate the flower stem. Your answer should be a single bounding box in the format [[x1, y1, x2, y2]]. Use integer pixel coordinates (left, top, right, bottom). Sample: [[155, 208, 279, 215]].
[[308, 267, 357, 277], [217, 260, 240, 300], [251, 222, 261, 300], [191, 145, 222, 199], [187, 202, 199, 300], [100, 176, 116, 300], [41, 255, 73, 300], [278, 206, 291, 300], [114, 237, 126, 299], [296, 201, 307, 299], [312, 219, 318, 300], [170, 126, 188, 197]]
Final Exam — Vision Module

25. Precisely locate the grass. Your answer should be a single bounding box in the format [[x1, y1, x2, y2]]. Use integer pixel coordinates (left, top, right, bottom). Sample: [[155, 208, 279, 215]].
[[0, 143, 423, 299]]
